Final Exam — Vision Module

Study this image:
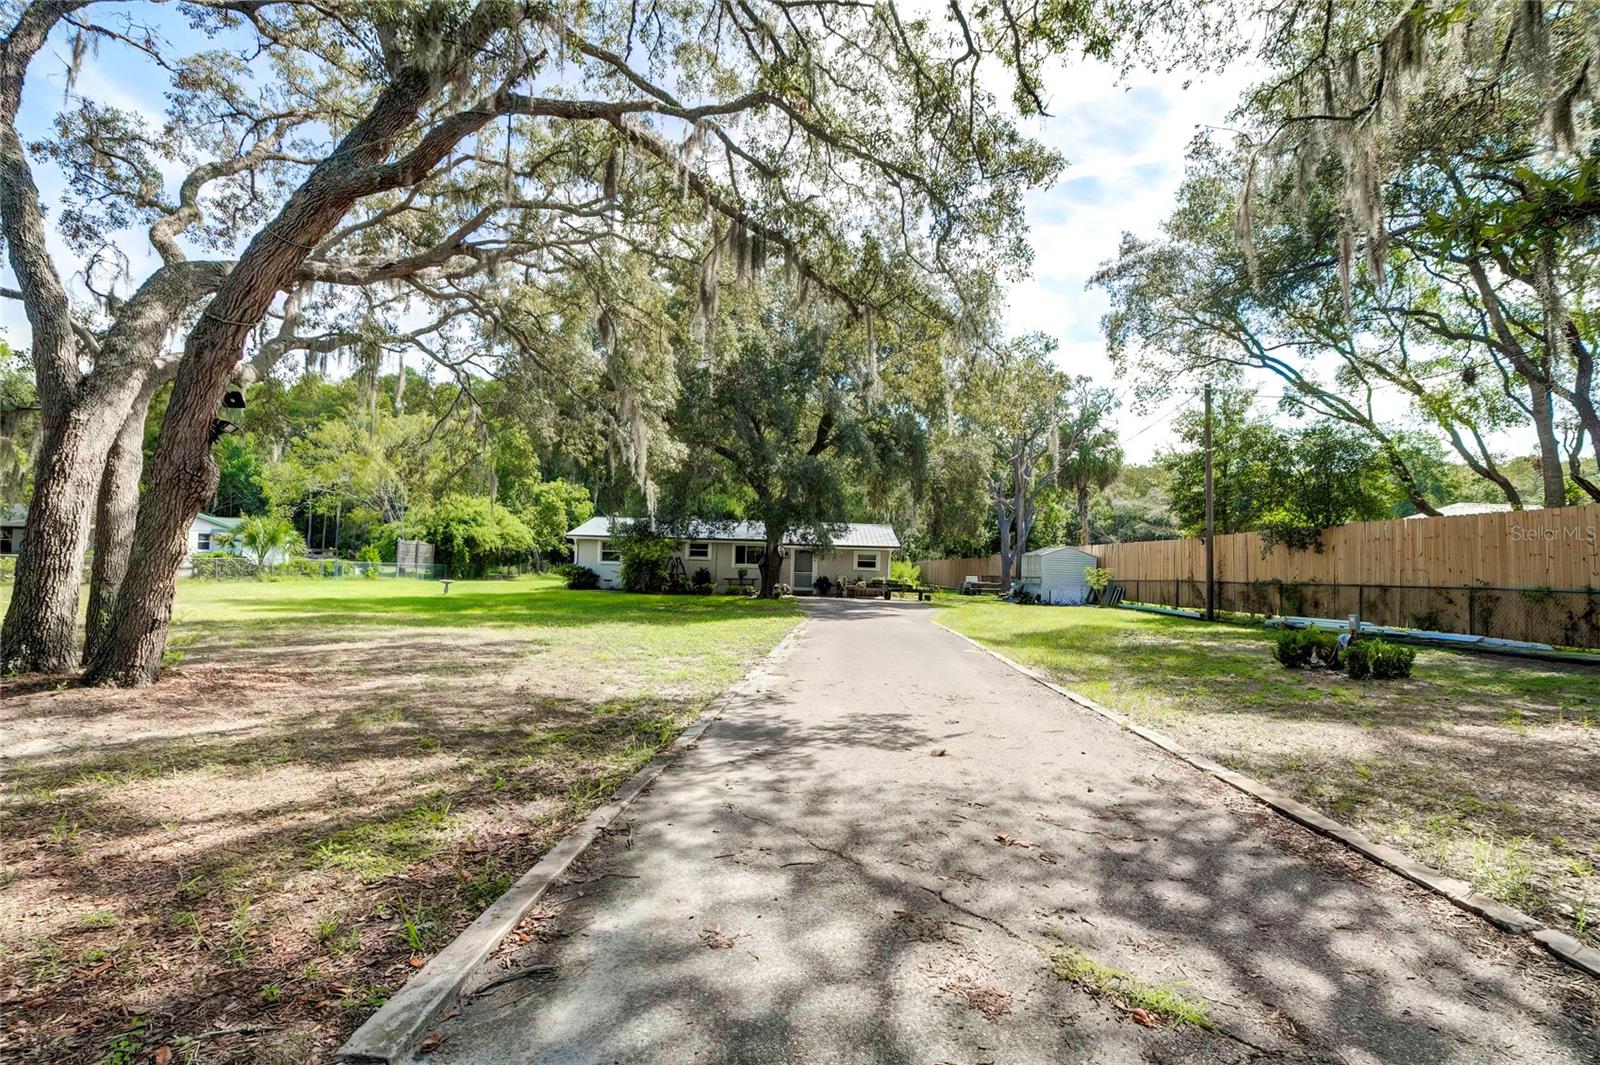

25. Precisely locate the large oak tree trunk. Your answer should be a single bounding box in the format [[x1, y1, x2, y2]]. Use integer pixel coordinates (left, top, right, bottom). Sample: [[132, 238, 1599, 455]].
[[85, 23, 516, 687], [84, 383, 161, 662], [0, 410, 119, 672], [0, 264, 221, 674], [758, 530, 784, 597]]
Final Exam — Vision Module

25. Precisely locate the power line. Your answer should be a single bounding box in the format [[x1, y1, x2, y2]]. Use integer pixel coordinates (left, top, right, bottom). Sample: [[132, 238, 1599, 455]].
[[1121, 395, 1189, 442]]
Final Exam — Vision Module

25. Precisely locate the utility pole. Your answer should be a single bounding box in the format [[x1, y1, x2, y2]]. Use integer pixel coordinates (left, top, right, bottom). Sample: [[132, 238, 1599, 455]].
[[1203, 383, 1216, 621]]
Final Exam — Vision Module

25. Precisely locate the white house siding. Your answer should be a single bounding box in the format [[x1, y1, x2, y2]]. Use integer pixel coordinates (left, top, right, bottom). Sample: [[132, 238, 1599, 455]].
[[572, 537, 623, 587], [812, 548, 886, 584], [571, 537, 889, 592]]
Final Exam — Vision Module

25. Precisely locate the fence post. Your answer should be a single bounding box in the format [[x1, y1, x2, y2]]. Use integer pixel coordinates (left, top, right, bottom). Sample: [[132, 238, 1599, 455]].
[[1467, 586, 1476, 636], [1174, 576, 1180, 609], [1357, 584, 1364, 625]]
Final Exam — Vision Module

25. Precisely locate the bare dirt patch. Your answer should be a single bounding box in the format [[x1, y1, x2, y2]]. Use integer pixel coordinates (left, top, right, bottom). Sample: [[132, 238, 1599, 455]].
[[0, 578, 797, 1063]]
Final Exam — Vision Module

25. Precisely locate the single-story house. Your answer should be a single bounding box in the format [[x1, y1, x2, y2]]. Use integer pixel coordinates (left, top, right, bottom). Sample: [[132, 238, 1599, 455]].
[[566, 517, 900, 592], [190, 513, 241, 557], [1, 503, 25, 556], [0, 506, 284, 570], [1020, 545, 1099, 605]]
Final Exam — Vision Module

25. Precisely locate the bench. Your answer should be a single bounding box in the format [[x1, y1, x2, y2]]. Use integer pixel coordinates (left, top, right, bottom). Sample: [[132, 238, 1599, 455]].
[[960, 575, 1004, 595]]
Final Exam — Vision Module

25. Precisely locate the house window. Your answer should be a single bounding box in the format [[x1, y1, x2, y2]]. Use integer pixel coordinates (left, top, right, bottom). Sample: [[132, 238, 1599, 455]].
[[197, 532, 213, 552], [856, 551, 878, 570], [734, 544, 765, 566], [688, 541, 710, 559], [599, 540, 621, 563]]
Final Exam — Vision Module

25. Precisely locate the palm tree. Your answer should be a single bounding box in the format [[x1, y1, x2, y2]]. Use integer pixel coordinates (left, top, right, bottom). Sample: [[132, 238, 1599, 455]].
[[1057, 429, 1123, 546], [233, 514, 305, 575]]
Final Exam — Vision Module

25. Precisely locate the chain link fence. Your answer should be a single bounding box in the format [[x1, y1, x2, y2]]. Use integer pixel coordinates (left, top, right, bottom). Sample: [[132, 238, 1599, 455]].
[[1114, 578, 1600, 650], [188, 557, 449, 580]]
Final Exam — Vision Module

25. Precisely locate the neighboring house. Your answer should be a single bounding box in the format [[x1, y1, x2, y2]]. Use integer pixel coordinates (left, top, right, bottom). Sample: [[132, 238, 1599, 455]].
[[0, 506, 284, 570], [1, 503, 25, 556], [187, 513, 292, 569], [190, 513, 241, 558], [566, 518, 900, 592]]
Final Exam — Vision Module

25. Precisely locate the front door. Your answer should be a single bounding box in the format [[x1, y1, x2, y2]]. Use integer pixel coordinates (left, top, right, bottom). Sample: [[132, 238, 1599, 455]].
[[793, 550, 814, 592]]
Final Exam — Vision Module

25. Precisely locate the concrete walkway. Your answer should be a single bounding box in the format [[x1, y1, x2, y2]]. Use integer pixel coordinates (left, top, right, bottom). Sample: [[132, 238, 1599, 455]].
[[425, 600, 1597, 1064]]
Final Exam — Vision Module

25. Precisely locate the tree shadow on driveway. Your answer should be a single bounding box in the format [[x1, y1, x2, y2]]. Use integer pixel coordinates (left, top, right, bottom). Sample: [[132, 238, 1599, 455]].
[[430, 622, 1600, 1065]]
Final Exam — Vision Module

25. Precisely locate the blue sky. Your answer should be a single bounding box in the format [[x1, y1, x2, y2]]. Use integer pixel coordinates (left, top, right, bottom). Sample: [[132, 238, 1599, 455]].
[[1001, 53, 1257, 461]]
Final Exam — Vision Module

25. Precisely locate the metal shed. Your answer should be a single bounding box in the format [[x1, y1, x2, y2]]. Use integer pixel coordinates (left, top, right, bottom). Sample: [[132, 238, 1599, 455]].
[[1020, 546, 1099, 605]]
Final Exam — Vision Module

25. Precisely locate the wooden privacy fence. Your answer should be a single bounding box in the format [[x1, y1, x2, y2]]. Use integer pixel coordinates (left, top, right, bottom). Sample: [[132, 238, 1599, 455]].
[[1080, 504, 1600, 590], [918, 505, 1600, 647], [917, 553, 1003, 590]]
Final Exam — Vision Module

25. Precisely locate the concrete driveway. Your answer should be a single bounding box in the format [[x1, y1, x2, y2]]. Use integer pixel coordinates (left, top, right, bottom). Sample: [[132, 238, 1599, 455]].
[[422, 600, 1598, 1064]]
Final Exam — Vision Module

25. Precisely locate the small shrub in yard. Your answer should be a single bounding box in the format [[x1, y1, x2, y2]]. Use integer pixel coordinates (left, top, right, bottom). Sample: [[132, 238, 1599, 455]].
[[562, 565, 600, 590], [1272, 628, 1341, 669], [691, 566, 714, 593], [1344, 639, 1415, 680], [1272, 629, 1315, 668]]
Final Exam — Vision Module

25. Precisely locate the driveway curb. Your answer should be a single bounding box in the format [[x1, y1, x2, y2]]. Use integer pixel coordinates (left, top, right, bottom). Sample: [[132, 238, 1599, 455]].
[[337, 621, 808, 1063], [930, 619, 1600, 982]]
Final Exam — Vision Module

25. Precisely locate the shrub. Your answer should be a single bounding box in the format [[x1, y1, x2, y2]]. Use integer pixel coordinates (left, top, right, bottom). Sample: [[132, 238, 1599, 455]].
[[1272, 629, 1316, 668], [563, 565, 600, 590], [616, 524, 678, 593], [1344, 639, 1415, 680], [890, 559, 921, 585], [774, 582, 792, 597], [279, 558, 330, 579], [411, 495, 535, 578], [551, 562, 586, 580], [1084, 566, 1113, 594], [814, 575, 833, 596], [1271, 628, 1345, 669], [1303, 629, 1340, 666], [691, 566, 714, 592], [191, 555, 259, 580], [0, 555, 14, 582]]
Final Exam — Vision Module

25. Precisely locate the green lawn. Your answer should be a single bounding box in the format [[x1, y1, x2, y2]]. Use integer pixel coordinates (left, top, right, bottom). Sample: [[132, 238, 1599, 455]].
[[936, 597, 1600, 949], [1, 576, 800, 1063]]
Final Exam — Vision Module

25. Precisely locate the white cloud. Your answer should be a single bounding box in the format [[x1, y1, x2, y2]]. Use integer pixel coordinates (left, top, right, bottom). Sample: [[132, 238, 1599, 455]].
[[1002, 53, 1257, 462]]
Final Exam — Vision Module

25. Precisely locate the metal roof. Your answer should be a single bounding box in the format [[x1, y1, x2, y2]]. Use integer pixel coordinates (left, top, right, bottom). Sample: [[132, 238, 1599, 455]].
[[567, 516, 900, 549]]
